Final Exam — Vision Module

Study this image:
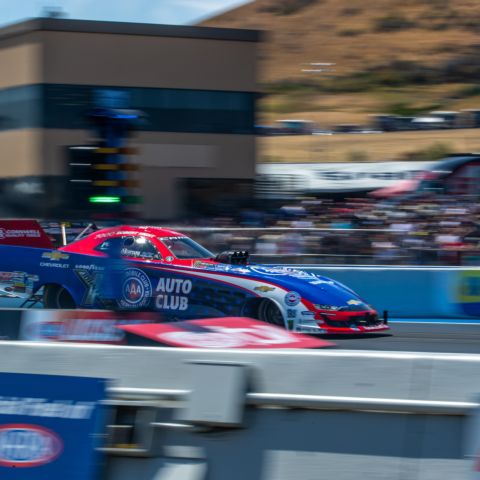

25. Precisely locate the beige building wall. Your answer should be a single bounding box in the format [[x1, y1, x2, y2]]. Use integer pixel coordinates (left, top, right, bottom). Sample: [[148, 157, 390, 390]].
[[0, 33, 42, 89], [41, 31, 257, 91], [0, 130, 43, 176]]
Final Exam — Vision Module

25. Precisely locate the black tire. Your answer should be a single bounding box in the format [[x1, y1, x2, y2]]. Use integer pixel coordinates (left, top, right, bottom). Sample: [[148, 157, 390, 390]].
[[43, 284, 76, 309], [257, 299, 285, 327]]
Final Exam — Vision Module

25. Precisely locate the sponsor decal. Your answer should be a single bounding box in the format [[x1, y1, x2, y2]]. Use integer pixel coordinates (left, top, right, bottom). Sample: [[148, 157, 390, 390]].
[[161, 236, 187, 241], [231, 267, 250, 274], [155, 277, 192, 311], [288, 270, 318, 280], [0, 271, 38, 297], [347, 299, 362, 306], [309, 279, 335, 285], [0, 424, 63, 468], [284, 291, 301, 307], [120, 248, 157, 260], [250, 266, 329, 282], [254, 285, 276, 293], [41, 251, 69, 261], [315, 304, 341, 311], [0, 228, 40, 239], [297, 326, 325, 333], [120, 269, 152, 309], [249, 266, 291, 276], [74, 264, 104, 271], [361, 325, 387, 330], [166, 256, 174, 262], [193, 260, 211, 269], [287, 309, 297, 319], [40, 262, 69, 269], [95, 230, 155, 239], [301, 311, 315, 316]]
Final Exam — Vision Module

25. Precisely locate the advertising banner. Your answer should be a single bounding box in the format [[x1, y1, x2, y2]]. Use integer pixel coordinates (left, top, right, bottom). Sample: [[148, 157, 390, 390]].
[[257, 161, 435, 194], [0, 373, 107, 479], [118, 317, 333, 348], [20, 310, 159, 344]]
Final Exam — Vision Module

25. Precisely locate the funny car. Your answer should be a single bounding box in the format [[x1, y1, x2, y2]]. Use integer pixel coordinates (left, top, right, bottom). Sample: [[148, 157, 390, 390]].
[[0, 222, 389, 334]]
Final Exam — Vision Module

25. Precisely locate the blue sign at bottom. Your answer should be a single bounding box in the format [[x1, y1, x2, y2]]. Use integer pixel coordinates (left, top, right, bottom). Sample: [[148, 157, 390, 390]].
[[0, 373, 107, 479]]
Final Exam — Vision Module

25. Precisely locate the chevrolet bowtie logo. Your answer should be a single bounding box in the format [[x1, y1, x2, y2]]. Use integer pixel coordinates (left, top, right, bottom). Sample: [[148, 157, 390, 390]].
[[42, 251, 70, 261], [254, 286, 275, 293]]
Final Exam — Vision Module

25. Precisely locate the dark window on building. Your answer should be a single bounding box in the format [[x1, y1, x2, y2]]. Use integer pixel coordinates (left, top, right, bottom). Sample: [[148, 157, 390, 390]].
[[0, 85, 43, 131], [44, 84, 255, 134], [0, 84, 256, 134]]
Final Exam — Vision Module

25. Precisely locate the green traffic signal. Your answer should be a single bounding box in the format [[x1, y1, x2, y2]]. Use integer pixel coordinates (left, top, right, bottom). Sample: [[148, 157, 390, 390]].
[[88, 196, 121, 204]]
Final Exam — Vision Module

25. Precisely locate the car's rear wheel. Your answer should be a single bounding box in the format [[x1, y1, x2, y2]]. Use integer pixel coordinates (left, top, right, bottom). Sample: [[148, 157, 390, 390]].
[[43, 284, 76, 309], [257, 299, 285, 327]]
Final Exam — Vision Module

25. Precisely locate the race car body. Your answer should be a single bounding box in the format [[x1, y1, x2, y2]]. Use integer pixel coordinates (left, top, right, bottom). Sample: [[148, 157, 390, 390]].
[[0, 223, 389, 334]]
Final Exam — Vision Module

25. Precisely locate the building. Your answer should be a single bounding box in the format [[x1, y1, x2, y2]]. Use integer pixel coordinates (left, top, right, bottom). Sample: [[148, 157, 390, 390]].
[[0, 18, 261, 219]]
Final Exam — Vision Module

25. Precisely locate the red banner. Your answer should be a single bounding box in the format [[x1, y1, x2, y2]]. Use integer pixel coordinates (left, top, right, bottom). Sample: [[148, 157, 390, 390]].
[[118, 317, 333, 349]]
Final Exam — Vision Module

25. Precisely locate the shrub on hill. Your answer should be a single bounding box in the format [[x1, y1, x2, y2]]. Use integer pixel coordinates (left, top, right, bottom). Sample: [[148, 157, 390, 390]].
[[259, 0, 320, 16]]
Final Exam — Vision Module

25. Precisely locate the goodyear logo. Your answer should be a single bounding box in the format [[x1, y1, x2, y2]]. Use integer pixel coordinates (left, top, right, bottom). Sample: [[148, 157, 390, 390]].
[[41, 251, 69, 261]]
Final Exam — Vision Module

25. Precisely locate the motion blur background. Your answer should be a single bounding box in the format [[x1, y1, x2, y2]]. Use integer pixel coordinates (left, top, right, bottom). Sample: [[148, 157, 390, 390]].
[[2, 3, 480, 480], [3, 1, 480, 267]]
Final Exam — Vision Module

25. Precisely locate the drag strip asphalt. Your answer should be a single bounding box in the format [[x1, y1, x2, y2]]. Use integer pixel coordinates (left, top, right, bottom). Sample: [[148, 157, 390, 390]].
[[330, 321, 480, 354]]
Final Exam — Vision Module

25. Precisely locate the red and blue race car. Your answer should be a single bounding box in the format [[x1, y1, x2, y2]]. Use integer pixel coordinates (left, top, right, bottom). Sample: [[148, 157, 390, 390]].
[[0, 222, 389, 335]]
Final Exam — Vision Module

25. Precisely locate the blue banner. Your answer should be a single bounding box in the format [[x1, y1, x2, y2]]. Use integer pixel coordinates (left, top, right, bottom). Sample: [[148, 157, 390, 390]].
[[0, 373, 107, 479]]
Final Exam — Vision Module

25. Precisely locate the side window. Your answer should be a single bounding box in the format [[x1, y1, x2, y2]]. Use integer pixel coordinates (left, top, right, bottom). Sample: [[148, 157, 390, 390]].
[[94, 238, 123, 254], [120, 237, 161, 261]]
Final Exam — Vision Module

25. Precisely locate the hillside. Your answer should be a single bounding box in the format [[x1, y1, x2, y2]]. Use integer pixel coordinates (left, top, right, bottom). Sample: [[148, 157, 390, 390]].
[[202, 0, 480, 82], [202, 0, 480, 129]]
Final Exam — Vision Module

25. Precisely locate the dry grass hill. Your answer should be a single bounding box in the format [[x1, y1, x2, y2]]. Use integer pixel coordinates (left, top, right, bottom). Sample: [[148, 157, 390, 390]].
[[202, 0, 480, 136]]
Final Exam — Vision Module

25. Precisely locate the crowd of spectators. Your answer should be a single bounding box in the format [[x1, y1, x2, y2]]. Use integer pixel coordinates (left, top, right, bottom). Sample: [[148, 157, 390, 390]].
[[182, 194, 480, 266]]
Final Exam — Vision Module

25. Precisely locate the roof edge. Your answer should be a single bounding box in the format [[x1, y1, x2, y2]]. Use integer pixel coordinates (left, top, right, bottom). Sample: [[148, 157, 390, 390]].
[[0, 17, 263, 43]]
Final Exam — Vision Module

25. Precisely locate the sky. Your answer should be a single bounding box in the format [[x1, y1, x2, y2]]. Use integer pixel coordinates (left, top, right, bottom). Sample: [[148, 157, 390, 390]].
[[0, 0, 252, 28]]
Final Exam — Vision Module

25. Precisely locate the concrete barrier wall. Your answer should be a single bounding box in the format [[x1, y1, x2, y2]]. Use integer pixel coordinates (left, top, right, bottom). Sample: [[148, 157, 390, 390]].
[[1, 342, 480, 402], [0, 342, 478, 480]]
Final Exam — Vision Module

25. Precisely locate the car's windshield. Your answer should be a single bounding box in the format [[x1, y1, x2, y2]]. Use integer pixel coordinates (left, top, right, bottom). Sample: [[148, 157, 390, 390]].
[[160, 237, 213, 259]]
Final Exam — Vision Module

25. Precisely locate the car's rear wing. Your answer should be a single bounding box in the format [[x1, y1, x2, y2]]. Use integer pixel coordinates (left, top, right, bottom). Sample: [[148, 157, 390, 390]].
[[0, 220, 55, 249], [0, 220, 98, 249]]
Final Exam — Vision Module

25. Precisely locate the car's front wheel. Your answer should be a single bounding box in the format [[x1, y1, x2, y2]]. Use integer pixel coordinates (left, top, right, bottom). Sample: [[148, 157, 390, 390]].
[[43, 284, 76, 309], [257, 299, 285, 327]]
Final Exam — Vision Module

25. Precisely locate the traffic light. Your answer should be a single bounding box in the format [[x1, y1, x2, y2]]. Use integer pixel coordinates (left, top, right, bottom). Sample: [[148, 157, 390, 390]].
[[66, 146, 141, 219]]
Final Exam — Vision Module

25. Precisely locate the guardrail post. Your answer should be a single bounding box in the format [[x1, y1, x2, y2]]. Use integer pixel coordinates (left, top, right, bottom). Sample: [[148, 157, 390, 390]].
[[178, 362, 249, 427]]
